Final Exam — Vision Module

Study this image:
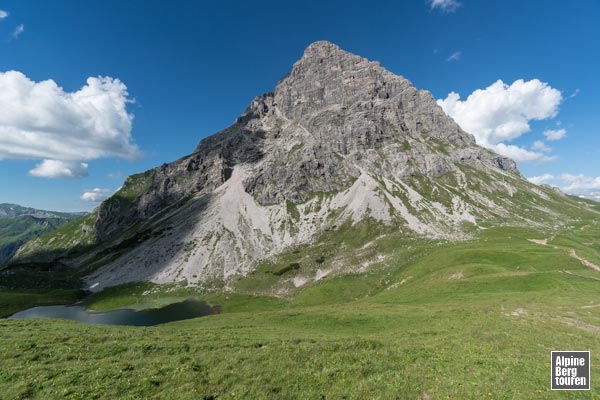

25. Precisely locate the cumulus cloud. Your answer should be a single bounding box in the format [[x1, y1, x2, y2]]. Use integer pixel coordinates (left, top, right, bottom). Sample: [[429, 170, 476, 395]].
[[560, 174, 600, 201], [446, 51, 462, 62], [532, 140, 551, 152], [543, 128, 566, 141], [0, 10, 8, 19], [12, 23, 24, 39], [429, 0, 461, 12], [29, 159, 89, 178], [0, 70, 139, 178], [437, 79, 562, 163], [494, 143, 556, 163], [527, 174, 555, 185], [579, 192, 600, 201], [526, 173, 600, 200], [81, 188, 113, 202], [559, 174, 600, 192]]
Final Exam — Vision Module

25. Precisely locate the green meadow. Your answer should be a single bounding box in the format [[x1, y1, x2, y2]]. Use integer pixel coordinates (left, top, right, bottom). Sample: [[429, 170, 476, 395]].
[[1, 217, 600, 399]]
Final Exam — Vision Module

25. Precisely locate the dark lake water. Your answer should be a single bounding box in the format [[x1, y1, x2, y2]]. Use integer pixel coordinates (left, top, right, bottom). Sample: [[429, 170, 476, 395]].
[[8, 299, 219, 326]]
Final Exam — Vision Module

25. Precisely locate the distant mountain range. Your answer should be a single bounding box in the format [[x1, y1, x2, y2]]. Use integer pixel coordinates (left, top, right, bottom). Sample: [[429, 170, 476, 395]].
[[0, 204, 85, 266], [0, 204, 85, 220]]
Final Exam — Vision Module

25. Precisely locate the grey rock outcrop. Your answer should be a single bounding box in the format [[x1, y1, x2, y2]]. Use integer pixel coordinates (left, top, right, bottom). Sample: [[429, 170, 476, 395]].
[[241, 41, 516, 204]]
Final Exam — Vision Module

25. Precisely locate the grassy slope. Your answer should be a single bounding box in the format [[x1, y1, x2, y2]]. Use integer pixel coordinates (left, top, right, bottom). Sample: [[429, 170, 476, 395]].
[[0, 289, 83, 319], [1, 216, 600, 399], [0, 216, 76, 265], [13, 171, 152, 265], [11, 213, 98, 264]]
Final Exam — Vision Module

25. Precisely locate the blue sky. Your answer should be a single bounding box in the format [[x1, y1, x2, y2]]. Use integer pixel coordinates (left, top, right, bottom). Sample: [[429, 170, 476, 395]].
[[0, 0, 599, 211]]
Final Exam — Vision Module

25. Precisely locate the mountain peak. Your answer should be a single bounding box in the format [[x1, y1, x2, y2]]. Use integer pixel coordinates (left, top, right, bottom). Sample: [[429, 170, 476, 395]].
[[303, 39, 339, 51], [15, 41, 535, 291], [300, 40, 350, 60], [298, 41, 374, 67], [274, 41, 395, 121], [292, 40, 377, 77]]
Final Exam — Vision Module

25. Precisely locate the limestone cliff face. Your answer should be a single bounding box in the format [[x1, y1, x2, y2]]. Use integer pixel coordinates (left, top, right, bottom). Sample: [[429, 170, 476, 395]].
[[242, 41, 516, 204], [18, 41, 552, 291], [96, 40, 516, 239]]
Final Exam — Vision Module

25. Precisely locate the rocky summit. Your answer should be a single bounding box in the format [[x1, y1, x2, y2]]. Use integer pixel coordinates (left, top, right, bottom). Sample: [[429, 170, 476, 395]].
[[13, 41, 575, 291]]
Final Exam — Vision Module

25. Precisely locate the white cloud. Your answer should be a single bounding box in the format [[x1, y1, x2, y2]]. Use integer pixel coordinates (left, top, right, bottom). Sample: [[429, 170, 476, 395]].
[[437, 79, 562, 163], [0, 70, 139, 178], [579, 192, 600, 201], [429, 0, 461, 12], [543, 128, 566, 141], [81, 188, 113, 202], [559, 174, 600, 192], [0, 10, 8, 19], [493, 143, 556, 163], [527, 174, 555, 185], [532, 140, 551, 152], [525, 173, 600, 200], [29, 159, 89, 178], [570, 89, 580, 98], [12, 23, 24, 39], [446, 51, 462, 62]]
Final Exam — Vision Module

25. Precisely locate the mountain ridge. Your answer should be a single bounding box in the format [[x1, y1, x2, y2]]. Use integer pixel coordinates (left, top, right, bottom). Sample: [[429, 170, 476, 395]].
[[0, 203, 86, 220], [10, 41, 591, 292], [0, 204, 85, 266]]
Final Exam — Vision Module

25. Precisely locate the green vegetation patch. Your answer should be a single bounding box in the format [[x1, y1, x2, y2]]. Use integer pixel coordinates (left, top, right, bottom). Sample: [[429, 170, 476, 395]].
[[0, 216, 73, 265], [12, 213, 98, 262], [0, 289, 84, 318]]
